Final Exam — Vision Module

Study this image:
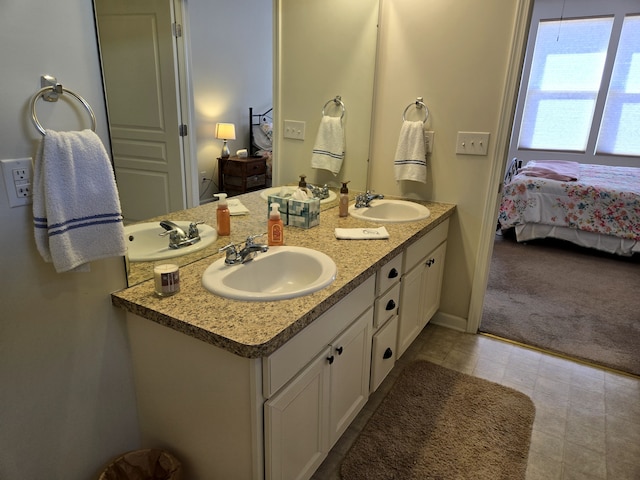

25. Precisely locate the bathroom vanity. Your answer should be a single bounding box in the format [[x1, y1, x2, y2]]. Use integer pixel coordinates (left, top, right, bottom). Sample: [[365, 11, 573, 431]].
[[112, 190, 455, 479]]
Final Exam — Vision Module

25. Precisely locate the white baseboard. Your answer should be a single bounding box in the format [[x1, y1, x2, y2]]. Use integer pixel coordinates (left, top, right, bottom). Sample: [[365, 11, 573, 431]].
[[431, 311, 468, 333]]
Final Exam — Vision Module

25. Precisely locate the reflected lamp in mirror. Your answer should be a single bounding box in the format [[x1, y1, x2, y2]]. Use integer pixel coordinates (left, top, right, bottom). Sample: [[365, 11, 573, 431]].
[[215, 122, 236, 158]]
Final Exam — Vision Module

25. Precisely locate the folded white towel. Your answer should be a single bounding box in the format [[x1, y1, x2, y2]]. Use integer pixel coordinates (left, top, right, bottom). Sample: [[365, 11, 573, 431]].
[[335, 227, 390, 240], [33, 129, 126, 273], [311, 116, 345, 175], [394, 120, 427, 183], [227, 198, 250, 215]]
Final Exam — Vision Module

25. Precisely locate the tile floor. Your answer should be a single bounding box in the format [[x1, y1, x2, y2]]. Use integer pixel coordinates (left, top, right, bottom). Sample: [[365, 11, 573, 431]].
[[312, 323, 640, 480]]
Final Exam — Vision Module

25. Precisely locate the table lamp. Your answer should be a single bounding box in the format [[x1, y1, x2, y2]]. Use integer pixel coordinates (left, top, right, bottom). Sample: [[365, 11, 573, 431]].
[[215, 123, 236, 158]]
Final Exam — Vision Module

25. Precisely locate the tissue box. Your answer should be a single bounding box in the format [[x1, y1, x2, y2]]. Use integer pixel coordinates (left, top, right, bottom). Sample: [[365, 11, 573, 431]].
[[288, 197, 320, 229], [267, 194, 289, 224]]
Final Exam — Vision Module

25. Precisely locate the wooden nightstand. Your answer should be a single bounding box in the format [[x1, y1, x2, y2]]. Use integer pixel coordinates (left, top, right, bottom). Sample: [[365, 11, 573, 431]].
[[218, 156, 267, 196]]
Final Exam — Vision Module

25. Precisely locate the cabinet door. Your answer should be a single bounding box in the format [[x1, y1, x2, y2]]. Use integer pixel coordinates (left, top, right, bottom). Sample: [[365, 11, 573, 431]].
[[265, 349, 331, 480], [328, 309, 373, 448], [397, 262, 424, 358], [421, 241, 447, 324]]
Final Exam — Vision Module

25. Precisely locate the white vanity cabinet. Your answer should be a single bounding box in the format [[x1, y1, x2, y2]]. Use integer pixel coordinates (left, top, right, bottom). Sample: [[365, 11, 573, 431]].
[[397, 219, 449, 358], [370, 253, 402, 392], [264, 276, 374, 480]]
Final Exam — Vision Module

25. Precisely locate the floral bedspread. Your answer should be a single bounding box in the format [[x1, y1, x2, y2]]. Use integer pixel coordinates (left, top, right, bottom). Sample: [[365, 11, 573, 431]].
[[498, 164, 640, 241]]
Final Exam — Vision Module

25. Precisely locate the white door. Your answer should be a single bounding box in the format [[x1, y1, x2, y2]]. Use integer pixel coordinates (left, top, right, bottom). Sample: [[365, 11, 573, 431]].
[[96, 0, 186, 223]]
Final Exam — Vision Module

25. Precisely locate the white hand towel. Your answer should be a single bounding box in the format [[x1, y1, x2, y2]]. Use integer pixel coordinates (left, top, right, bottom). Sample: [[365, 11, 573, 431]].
[[33, 129, 126, 273], [334, 227, 390, 240], [394, 120, 427, 183], [311, 116, 345, 175], [227, 198, 250, 215]]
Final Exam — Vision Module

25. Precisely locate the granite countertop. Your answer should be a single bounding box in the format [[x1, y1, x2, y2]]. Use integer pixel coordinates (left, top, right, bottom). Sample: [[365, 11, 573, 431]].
[[112, 190, 456, 359]]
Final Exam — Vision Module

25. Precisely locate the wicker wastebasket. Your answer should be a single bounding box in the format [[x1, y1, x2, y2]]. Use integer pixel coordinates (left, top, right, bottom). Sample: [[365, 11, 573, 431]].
[[98, 449, 182, 480]]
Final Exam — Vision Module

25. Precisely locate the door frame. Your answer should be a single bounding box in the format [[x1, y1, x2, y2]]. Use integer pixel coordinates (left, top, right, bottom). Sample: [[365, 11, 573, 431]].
[[467, 0, 534, 333]]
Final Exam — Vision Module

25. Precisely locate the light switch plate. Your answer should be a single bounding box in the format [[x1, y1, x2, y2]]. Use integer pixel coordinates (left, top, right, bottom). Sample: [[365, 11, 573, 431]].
[[455, 132, 490, 156], [1, 158, 33, 207], [283, 120, 305, 140]]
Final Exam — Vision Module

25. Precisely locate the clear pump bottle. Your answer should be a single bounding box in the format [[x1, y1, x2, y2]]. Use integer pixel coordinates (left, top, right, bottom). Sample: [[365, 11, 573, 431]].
[[215, 193, 230, 236]]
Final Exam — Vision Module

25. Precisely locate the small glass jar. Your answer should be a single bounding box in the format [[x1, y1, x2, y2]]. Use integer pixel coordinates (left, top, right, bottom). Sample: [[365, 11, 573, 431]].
[[153, 263, 180, 297]]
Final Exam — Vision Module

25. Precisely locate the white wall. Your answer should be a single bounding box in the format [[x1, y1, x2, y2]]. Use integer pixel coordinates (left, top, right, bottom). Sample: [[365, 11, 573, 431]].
[[0, 2, 139, 479], [188, 0, 273, 201], [369, 0, 522, 328]]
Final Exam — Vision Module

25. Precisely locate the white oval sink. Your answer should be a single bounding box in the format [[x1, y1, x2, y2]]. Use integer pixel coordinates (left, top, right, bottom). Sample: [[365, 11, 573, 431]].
[[348, 199, 431, 223], [124, 221, 217, 262], [202, 246, 337, 301], [260, 186, 337, 204]]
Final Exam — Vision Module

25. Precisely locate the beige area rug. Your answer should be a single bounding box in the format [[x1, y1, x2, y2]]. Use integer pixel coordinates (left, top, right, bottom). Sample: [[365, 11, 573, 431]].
[[340, 361, 535, 480]]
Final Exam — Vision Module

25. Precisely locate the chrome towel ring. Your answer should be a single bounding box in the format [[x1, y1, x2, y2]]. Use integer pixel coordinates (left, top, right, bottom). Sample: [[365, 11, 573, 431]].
[[402, 97, 429, 123], [322, 95, 346, 119], [30, 84, 97, 136]]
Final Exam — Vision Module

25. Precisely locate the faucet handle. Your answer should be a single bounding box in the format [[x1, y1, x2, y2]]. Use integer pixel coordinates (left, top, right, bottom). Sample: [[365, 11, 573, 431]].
[[188, 221, 204, 238], [219, 242, 238, 253], [246, 233, 266, 245]]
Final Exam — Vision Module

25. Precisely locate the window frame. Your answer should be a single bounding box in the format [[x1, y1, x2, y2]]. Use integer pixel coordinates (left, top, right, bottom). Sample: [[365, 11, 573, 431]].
[[508, 0, 640, 166]]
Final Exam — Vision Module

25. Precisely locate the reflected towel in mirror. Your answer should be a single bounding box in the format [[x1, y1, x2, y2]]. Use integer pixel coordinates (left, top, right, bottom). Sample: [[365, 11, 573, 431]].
[[311, 116, 345, 175]]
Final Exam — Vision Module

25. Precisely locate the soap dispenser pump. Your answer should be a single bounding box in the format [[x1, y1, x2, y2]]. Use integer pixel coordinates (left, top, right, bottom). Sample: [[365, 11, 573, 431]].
[[339, 181, 350, 217], [298, 174, 309, 195], [215, 193, 230, 236], [268, 202, 284, 246]]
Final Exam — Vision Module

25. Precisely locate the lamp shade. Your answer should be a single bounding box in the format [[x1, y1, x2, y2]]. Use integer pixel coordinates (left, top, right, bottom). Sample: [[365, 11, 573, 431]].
[[215, 123, 236, 140]]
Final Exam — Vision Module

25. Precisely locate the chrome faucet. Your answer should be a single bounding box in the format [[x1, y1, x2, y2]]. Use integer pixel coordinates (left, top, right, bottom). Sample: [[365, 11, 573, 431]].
[[159, 220, 203, 249], [306, 183, 331, 200], [220, 234, 268, 265], [354, 191, 384, 208]]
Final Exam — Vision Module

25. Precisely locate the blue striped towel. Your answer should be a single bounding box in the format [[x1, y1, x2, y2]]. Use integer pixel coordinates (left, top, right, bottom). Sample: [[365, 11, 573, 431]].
[[394, 120, 427, 183], [311, 116, 344, 175], [33, 129, 126, 272]]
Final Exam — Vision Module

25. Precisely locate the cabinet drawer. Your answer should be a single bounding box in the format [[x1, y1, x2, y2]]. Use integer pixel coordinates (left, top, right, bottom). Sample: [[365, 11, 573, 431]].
[[221, 158, 266, 176], [263, 276, 375, 398], [376, 252, 402, 295], [370, 315, 398, 393], [404, 218, 449, 271], [374, 282, 400, 329], [246, 174, 266, 188]]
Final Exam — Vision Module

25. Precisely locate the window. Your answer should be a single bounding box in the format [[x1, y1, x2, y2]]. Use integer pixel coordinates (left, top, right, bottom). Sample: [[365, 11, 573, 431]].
[[511, 0, 640, 162]]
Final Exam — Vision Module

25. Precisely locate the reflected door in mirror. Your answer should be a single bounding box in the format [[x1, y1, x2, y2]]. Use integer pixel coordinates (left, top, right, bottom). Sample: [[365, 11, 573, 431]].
[[95, 0, 187, 223]]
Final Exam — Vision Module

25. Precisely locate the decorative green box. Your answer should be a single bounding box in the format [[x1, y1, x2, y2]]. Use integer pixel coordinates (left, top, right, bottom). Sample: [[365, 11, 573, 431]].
[[288, 197, 320, 229]]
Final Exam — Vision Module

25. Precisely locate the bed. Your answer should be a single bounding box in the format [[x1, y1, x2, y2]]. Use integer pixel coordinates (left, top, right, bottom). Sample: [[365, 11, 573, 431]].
[[249, 107, 273, 187], [498, 159, 640, 256]]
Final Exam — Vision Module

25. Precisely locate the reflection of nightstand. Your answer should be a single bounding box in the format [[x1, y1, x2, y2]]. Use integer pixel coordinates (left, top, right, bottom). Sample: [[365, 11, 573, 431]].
[[218, 156, 267, 196]]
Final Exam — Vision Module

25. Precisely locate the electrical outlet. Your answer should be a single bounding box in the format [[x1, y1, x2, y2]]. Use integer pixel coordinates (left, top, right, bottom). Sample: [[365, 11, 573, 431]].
[[13, 168, 29, 182], [1, 158, 33, 207], [425, 131, 434, 153], [16, 182, 31, 198]]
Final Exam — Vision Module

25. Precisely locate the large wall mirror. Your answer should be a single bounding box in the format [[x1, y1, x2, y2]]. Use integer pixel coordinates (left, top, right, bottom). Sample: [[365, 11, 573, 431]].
[[93, 0, 379, 285]]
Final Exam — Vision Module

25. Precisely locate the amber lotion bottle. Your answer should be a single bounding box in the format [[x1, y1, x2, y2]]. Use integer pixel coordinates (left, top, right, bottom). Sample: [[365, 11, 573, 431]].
[[339, 181, 350, 217], [268, 202, 284, 246], [216, 193, 230, 236]]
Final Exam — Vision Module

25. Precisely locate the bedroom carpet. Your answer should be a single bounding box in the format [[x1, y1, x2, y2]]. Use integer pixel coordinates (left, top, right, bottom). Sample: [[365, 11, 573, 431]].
[[340, 360, 535, 480], [481, 232, 640, 376]]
